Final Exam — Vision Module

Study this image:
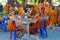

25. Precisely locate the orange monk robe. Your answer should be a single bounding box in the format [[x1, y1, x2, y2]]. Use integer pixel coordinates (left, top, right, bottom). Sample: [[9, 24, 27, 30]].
[[18, 7, 25, 15], [47, 6, 52, 16], [8, 19, 16, 31], [54, 7, 58, 23], [35, 16, 42, 29], [18, 25, 26, 30], [4, 2, 9, 13], [54, 7, 58, 16], [49, 13, 55, 24], [34, 5, 39, 13], [45, 18, 50, 26]]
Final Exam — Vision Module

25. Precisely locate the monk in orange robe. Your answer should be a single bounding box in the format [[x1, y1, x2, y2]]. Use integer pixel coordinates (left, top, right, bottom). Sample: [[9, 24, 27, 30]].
[[4, 2, 9, 13], [43, 4, 50, 26], [8, 19, 16, 31]]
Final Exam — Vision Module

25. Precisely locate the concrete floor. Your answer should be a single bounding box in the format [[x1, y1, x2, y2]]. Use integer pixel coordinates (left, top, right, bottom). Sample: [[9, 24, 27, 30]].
[[0, 27, 60, 40]]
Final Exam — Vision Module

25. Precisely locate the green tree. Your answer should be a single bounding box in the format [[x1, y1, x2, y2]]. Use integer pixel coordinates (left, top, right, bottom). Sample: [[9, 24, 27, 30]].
[[22, 0, 27, 8]]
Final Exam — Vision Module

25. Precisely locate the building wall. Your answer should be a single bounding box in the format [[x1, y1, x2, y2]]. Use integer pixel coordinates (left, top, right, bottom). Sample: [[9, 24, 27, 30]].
[[52, 0, 60, 6], [0, 0, 7, 6]]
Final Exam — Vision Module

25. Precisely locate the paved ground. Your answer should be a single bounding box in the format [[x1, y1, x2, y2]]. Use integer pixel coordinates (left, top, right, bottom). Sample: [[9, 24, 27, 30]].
[[0, 27, 60, 40]]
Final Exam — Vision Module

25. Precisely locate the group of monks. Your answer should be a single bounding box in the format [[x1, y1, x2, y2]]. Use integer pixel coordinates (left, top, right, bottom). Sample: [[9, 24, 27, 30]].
[[3, 1, 60, 34]]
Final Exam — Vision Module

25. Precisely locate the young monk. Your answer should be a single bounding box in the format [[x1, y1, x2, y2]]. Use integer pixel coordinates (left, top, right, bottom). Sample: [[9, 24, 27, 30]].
[[7, 12, 17, 40], [46, 5, 55, 29], [8, 18, 17, 40], [44, 6, 50, 27]]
